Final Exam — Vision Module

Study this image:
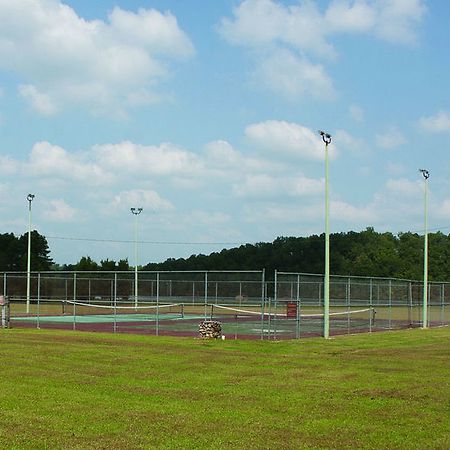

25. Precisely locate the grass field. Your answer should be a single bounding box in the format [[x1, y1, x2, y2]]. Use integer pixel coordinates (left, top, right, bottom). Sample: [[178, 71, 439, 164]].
[[0, 327, 449, 449]]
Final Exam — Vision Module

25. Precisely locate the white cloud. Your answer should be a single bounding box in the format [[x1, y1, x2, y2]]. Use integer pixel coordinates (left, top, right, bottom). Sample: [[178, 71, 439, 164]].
[[218, 0, 426, 99], [376, 127, 407, 149], [419, 111, 450, 133], [110, 189, 173, 213], [233, 173, 323, 198], [205, 139, 284, 174], [245, 120, 335, 160], [325, 0, 376, 33], [108, 7, 194, 58], [219, 0, 335, 58], [334, 129, 364, 152], [374, 0, 427, 45], [255, 49, 335, 99], [330, 200, 377, 222], [0, 1, 194, 116], [19, 85, 57, 115], [93, 141, 203, 177], [44, 199, 79, 222], [28, 141, 111, 184]]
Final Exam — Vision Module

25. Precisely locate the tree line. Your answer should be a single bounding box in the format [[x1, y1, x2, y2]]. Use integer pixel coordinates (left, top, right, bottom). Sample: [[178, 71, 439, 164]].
[[143, 228, 449, 281], [1, 228, 449, 281]]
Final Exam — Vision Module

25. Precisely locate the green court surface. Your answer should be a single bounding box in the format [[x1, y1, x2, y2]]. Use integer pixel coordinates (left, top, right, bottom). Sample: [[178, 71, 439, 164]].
[[12, 313, 195, 324], [11, 311, 374, 338]]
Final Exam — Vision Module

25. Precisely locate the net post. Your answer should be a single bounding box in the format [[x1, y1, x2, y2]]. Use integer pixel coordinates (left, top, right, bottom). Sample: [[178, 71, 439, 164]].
[[369, 307, 375, 332]]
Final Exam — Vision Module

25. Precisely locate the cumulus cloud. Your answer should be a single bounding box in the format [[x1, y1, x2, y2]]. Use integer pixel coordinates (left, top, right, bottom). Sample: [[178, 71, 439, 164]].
[[28, 141, 111, 184], [373, 0, 427, 44], [233, 173, 323, 198], [334, 129, 364, 152], [93, 141, 203, 176], [204, 139, 283, 173], [0, 1, 194, 116], [110, 189, 173, 212], [44, 199, 79, 222], [245, 120, 335, 160], [18, 85, 57, 115], [419, 111, 450, 133], [218, 0, 426, 98], [254, 49, 335, 99]]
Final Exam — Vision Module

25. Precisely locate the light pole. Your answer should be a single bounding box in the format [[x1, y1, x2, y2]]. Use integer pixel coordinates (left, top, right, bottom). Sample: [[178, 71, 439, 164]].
[[419, 169, 429, 329], [26, 194, 35, 314], [319, 130, 332, 339], [131, 207, 143, 309]]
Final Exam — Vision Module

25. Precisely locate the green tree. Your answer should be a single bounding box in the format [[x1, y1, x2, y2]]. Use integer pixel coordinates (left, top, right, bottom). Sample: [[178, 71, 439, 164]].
[[17, 231, 53, 271], [75, 256, 99, 271]]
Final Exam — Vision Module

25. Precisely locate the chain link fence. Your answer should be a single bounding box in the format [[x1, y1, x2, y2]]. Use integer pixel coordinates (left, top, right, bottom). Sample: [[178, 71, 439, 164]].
[[2, 270, 448, 339], [275, 271, 449, 338]]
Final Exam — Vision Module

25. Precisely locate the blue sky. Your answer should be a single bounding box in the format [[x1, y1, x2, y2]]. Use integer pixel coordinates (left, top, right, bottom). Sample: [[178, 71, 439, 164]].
[[0, 0, 449, 266]]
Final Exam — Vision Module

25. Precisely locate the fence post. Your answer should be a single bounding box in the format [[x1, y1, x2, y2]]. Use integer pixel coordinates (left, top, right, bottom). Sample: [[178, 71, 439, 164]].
[[113, 273, 117, 333], [72, 273, 77, 331], [388, 279, 392, 330], [347, 277, 351, 334], [156, 272, 160, 336], [36, 273, 41, 329], [204, 272, 208, 320], [296, 274, 301, 339], [260, 270, 266, 340]]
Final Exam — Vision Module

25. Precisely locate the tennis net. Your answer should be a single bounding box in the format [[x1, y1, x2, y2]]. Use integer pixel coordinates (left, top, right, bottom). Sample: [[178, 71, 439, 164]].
[[61, 300, 184, 322]]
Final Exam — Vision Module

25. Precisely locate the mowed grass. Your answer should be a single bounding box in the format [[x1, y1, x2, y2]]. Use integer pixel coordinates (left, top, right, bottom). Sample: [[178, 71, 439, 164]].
[[0, 328, 449, 449]]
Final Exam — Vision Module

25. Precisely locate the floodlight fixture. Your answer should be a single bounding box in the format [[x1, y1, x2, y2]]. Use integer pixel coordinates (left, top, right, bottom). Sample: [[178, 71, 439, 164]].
[[318, 130, 332, 339], [27, 194, 35, 209], [319, 130, 332, 145], [26, 194, 35, 313], [130, 207, 143, 308], [419, 169, 430, 180]]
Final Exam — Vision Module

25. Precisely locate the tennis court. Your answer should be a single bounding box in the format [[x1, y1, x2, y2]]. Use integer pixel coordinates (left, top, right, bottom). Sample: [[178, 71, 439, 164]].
[[3, 270, 449, 339], [10, 299, 382, 339]]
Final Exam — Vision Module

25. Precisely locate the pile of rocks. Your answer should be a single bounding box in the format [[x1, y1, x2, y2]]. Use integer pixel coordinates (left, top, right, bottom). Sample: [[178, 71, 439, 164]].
[[199, 320, 222, 339]]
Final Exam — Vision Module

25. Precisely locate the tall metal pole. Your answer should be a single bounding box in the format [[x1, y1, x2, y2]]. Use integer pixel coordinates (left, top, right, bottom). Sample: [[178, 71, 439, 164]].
[[26, 194, 35, 314], [419, 169, 429, 329], [319, 131, 332, 339], [130, 207, 143, 309]]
